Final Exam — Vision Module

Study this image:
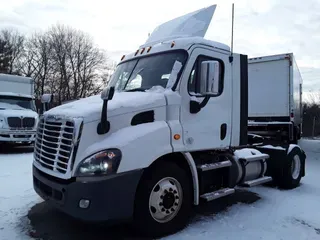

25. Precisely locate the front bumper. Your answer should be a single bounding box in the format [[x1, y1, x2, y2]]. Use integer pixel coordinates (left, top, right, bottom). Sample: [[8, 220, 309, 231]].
[[0, 129, 36, 143], [33, 166, 143, 222]]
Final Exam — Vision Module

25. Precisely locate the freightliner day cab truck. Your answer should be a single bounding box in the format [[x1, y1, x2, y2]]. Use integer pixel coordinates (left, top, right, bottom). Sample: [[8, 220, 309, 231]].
[[0, 74, 38, 146], [32, 5, 307, 237], [248, 54, 303, 144]]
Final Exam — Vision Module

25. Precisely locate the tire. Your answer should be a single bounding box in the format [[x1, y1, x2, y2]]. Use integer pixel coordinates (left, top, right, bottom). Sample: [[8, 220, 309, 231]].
[[275, 146, 304, 189], [133, 161, 192, 238]]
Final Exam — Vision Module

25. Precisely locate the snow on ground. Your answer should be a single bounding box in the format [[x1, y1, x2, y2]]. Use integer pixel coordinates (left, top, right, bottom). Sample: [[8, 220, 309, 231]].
[[0, 147, 41, 240], [0, 139, 319, 240], [164, 139, 320, 240]]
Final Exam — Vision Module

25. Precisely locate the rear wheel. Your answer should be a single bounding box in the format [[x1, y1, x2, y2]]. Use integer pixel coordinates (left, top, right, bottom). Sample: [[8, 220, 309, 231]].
[[133, 161, 192, 238], [274, 146, 304, 189]]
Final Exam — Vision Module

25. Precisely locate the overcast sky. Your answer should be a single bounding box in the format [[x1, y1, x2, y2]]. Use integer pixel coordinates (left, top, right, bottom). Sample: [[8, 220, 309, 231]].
[[1, 0, 320, 94]]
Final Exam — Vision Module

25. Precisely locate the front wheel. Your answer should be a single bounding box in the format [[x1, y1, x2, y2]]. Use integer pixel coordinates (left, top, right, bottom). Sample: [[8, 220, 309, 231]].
[[133, 161, 192, 238]]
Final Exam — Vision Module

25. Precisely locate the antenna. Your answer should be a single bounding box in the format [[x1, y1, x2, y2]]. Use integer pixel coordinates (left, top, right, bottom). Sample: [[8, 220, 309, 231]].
[[229, 3, 235, 63]]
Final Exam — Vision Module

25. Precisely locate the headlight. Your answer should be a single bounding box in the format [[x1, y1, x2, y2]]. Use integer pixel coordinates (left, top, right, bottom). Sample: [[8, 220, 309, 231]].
[[75, 149, 122, 177]]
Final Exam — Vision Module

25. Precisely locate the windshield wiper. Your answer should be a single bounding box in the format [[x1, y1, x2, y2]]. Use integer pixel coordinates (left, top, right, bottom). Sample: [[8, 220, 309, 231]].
[[125, 88, 146, 92]]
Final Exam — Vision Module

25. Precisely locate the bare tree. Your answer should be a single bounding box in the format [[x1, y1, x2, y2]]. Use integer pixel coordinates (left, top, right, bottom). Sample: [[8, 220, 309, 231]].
[[18, 32, 54, 97], [304, 91, 320, 106], [0, 38, 11, 73], [1, 24, 111, 106], [0, 29, 25, 74], [47, 24, 108, 103]]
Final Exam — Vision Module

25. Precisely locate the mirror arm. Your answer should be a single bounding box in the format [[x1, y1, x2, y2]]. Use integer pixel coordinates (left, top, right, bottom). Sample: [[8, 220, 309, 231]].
[[199, 95, 210, 108], [190, 95, 210, 114], [97, 86, 115, 135], [97, 100, 110, 135]]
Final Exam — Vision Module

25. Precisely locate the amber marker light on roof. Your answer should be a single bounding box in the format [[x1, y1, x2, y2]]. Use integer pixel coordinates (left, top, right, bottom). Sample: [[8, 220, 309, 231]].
[[121, 55, 125, 61], [147, 46, 152, 53], [171, 41, 175, 48]]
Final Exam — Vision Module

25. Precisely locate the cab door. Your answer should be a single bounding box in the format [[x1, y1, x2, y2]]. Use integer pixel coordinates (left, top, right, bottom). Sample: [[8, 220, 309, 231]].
[[179, 47, 232, 151]]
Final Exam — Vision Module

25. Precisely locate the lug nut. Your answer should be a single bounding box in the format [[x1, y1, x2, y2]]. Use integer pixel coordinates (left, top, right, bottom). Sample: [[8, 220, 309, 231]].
[[175, 196, 179, 199], [169, 188, 173, 192], [164, 190, 168, 194], [160, 195, 164, 199], [159, 202, 163, 206], [175, 203, 178, 206], [166, 210, 170, 214], [173, 190, 177, 194], [171, 208, 175, 212], [161, 208, 165, 212]]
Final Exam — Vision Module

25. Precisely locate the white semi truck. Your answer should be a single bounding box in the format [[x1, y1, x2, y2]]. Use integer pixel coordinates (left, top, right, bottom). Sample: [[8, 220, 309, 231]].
[[248, 53, 303, 144], [0, 74, 38, 146], [32, 5, 306, 237]]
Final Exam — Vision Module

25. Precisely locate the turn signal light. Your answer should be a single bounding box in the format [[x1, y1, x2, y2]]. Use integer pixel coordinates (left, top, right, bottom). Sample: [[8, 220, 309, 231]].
[[174, 134, 181, 140]]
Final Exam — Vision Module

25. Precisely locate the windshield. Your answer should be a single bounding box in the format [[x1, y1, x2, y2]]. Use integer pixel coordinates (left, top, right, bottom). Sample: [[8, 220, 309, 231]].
[[0, 96, 36, 111], [109, 51, 188, 92]]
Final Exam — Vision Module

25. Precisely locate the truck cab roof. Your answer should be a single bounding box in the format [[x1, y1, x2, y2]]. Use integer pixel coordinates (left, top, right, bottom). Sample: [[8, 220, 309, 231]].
[[121, 36, 230, 63]]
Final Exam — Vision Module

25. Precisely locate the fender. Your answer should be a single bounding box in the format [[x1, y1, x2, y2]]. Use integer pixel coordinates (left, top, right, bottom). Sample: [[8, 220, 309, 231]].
[[182, 152, 199, 205], [76, 121, 173, 174], [74, 121, 200, 205]]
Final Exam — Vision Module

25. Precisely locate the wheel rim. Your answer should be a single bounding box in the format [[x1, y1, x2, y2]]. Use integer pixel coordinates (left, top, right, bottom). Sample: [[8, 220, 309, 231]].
[[149, 177, 183, 223], [291, 155, 301, 180]]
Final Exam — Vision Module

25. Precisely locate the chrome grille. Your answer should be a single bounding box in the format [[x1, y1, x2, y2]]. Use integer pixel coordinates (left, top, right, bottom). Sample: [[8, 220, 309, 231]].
[[7, 117, 35, 129], [34, 117, 75, 174]]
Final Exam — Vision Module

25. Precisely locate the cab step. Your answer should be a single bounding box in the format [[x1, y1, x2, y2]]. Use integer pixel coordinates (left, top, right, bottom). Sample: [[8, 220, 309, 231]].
[[240, 176, 272, 187], [197, 160, 232, 172], [200, 188, 235, 201], [240, 153, 269, 162]]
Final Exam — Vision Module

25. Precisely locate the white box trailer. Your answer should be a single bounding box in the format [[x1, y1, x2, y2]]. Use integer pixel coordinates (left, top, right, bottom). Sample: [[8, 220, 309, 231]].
[[0, 74, 38, 145], [248, 53, 303, 143], [0, 73, 35, 96]]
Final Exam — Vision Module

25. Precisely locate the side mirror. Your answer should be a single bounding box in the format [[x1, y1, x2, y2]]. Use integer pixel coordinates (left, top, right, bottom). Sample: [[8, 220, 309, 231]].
[[40, 94, 52, 114], [200, 61, 221, 95], [41, 94, 52, 103], [101, 86, 115, 101]]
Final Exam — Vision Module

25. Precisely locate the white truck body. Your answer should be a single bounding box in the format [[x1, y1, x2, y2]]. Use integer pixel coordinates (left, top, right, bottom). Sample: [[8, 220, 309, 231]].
[[248, 54, 303, 143], [0, 74, 38, 144], [32, 5, 306, 238], [0, 73, 35, 96]]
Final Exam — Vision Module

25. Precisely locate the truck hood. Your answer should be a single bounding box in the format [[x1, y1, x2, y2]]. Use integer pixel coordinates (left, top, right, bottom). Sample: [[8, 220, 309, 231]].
[[0, 108, 38, 118], [45, 91, 167, 123]]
